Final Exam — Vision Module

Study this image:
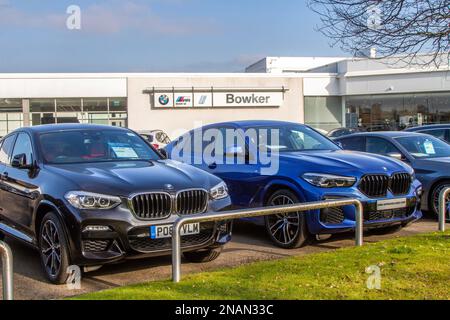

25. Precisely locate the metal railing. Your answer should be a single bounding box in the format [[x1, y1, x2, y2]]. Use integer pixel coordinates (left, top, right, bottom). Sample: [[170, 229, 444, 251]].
[[172, 199, 363, 283], [0, 240, 13, 300], [439, 187, 450, 232]]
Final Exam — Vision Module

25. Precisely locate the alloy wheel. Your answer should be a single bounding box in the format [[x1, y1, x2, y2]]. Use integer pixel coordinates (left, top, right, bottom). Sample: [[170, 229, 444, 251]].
[[432, 184, 450, 217], [40, 220, 62, 278], [267, 195, 301, 245]]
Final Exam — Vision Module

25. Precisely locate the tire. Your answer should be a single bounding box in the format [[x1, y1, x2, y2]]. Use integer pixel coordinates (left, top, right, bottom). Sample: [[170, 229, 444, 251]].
[[264, 189, 309, 249], [430, 181, 450, 218], [183, 246, 223, 263], [38, 212, 71, 284]]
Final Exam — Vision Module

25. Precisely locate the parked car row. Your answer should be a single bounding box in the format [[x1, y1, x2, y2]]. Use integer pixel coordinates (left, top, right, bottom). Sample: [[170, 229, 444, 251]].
[[327, 123, 450, 144], [0, 121, 440, 285]]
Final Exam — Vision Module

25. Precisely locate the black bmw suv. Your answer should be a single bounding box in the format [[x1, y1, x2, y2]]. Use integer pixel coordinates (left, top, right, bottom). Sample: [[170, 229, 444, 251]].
[[0, 124, 232, 284]]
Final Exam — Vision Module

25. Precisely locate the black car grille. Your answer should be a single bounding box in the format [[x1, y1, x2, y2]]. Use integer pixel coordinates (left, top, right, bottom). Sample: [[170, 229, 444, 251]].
[[82, 240, 110, 253], [365, 206, 415, 221], [320, 207, 345, 225], [358, 173, 411, 198], [130, 193, 172, 219], [389, 173, 411, 195], [176, 189, 208, 215], [130, 189, 208, 220], [128, 223, 215, 252]]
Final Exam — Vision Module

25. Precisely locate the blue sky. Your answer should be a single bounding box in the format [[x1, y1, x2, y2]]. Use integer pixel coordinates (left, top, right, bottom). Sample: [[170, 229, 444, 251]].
[[0, 0, 345, 72]]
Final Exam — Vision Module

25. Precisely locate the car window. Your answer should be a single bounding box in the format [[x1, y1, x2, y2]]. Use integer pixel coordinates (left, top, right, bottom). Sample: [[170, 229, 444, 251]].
[[421, 129, 447, 141], [0, 134, 16, 164], [248, 125, 339, 152], [11, 133, 33, 166], [395, 135, 450, 159], [39, 129, 161, 164], [338, 137, 365, 152], [366, 137, 400, 156]]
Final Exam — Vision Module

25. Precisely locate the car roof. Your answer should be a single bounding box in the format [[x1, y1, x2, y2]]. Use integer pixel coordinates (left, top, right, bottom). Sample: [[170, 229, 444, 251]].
[[202, 120, 305, 129], [335, 131, 430, 139], [19, 123, 130, 134], [404, 124, 450, 132]]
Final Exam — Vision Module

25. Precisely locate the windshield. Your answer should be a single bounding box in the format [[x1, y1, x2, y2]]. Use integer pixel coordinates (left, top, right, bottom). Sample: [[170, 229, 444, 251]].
[[39, 130, 161, 164], [395, 135, 450, 159], [250, 125, 340, 152]]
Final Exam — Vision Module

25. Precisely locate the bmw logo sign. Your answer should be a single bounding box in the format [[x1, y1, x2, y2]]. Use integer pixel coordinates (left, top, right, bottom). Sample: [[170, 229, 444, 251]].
[[159, 95, 170, 106]]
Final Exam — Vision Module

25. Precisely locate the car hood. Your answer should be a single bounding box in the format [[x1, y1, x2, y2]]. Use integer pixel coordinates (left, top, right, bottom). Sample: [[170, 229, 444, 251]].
[[45, 160, 221, 197], [279, 150, 412, 177]]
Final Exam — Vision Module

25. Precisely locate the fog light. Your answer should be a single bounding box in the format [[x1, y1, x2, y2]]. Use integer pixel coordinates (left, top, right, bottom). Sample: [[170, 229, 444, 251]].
[[416, 187, 423, 197], [83, 225, 111, 232]]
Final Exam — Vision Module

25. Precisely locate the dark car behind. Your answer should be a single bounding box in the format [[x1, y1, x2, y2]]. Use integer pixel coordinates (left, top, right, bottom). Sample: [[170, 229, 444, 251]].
[[336, 131, 450, 217]]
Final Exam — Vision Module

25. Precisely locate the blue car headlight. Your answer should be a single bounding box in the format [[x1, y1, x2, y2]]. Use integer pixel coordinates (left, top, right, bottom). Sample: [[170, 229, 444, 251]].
[[302, 173, 356, 188], [210, 182, 229, 200], [65, 191, 122, 210]]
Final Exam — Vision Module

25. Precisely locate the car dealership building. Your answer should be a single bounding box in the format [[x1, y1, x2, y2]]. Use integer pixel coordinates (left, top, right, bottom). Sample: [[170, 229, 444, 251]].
[[0, 55, 449, 138]]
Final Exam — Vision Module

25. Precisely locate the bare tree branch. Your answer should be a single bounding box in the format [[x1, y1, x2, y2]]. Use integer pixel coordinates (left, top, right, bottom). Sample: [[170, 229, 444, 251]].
[[308, 0, 449, 68]]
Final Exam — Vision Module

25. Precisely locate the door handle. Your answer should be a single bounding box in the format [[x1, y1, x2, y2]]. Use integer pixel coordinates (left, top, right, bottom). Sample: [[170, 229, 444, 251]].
[[208, 162, 217, 170]]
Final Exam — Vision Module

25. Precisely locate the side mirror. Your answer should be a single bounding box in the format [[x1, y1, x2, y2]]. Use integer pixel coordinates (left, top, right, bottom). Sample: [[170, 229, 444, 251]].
[[335, 141, 343, 149], [12, 153, 32, 169], [159, 148, 168, 159], [387, 152, 405, 161]]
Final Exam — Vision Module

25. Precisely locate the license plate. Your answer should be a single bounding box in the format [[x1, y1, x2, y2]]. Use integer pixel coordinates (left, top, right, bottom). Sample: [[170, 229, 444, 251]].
[[376, 198, 407, 211], [150, 223, 200, 239]]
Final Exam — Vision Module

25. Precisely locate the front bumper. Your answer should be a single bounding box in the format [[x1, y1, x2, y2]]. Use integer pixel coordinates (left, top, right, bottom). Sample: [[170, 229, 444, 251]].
[[60, 196, 232, 266], [303, 182, 423, 235]]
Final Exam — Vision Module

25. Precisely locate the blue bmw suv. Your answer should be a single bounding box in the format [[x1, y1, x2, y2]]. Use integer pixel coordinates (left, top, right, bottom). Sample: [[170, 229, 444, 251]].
[[166, 121, 422, 248]]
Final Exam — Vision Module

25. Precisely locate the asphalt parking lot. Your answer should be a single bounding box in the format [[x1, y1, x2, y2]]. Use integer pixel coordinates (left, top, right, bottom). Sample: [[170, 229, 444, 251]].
[[0, 217, 446, 300]]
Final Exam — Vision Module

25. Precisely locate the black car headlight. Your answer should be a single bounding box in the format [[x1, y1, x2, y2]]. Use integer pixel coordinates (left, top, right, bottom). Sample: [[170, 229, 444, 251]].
[[302, 173, 356, 188], [65, 191, 122, 210], [209, 182, 229, 200]]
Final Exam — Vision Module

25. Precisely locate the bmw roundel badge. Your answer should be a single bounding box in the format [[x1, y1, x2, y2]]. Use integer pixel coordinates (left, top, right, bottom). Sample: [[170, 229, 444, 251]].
[[159, 94, 170, 106]]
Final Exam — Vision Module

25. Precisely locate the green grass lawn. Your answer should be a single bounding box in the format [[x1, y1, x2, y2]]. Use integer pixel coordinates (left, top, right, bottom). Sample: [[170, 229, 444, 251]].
[[74, 231, 450, 300]]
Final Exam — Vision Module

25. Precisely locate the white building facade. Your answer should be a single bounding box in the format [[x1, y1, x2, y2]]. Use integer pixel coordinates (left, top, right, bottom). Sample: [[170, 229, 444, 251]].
[[0, 55, 449, 138]]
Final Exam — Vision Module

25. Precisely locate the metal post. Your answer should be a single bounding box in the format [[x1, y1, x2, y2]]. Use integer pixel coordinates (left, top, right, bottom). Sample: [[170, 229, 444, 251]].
[[172, 219, 183, 283], [439, 187, 450, 232], [0, 241, 13, 300], [355, 200, 364, 246], [172, 199, 363, 283]]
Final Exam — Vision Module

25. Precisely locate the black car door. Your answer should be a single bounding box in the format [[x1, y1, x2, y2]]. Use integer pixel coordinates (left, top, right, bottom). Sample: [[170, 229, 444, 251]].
[[0, 133, 17, 219], [1, 132, 40, 232]]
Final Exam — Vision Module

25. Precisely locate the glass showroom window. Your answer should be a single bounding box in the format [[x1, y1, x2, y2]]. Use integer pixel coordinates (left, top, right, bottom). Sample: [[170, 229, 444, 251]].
[[0, 99, 23, 136], [83, 98, 108, 125], [109, 98, 127, 127], [346, 92, 450, 131], [30, 99, 56, 125], [304, 96, 342, 132], [56, 98, 83, 124]]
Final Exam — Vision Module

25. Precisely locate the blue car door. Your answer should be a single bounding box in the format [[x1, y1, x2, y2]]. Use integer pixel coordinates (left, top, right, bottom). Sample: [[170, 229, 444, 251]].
[[196, 126, 266, 208]]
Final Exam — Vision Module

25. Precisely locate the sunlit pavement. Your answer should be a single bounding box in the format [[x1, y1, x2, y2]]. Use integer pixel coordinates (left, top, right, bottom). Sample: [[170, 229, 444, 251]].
[[0, 217, 446, 300]]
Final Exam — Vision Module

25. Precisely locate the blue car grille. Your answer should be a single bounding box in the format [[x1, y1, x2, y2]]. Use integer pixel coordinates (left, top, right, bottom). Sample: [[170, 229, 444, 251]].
[[359, 175, 390, 197], [320, 207, 345, 225], [359, 173, 411, 198], [365, 206, 415, 221], [389, 173, 411, 195]]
